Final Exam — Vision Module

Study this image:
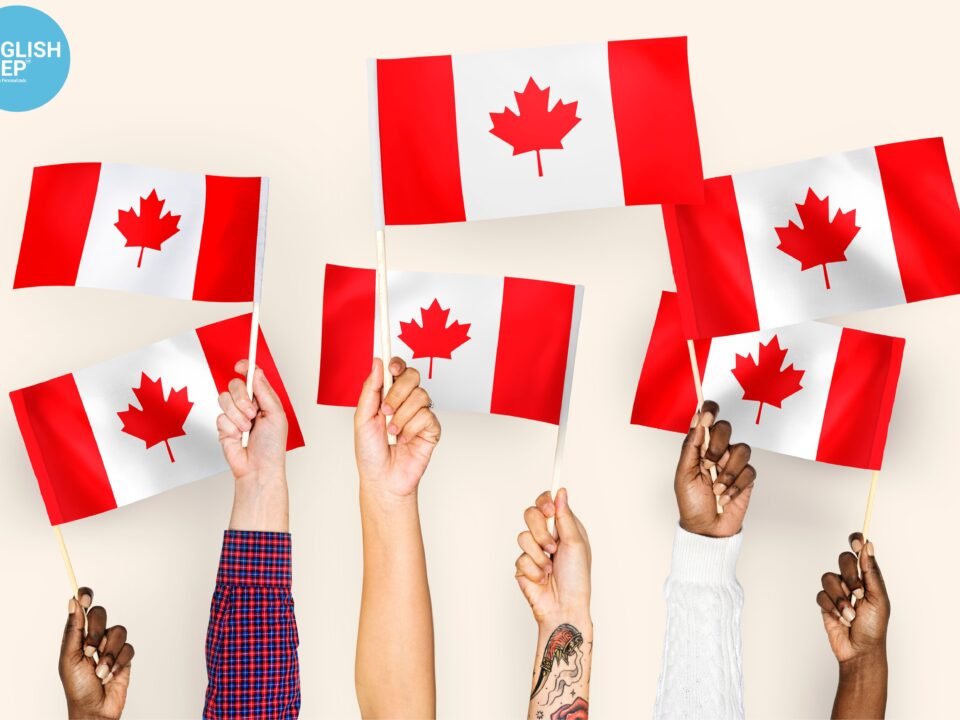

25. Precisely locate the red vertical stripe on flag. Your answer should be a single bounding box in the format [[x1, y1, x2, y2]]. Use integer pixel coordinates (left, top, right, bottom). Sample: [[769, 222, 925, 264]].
[[607, 38, 703, 205], [196, 315, 305, 450], [14, 163, 101, 289], [490, 278, 575, 424], [9, 375, 116, 525], [192, 176, 261, 301], [631, 291, 711, 433], [317, 265, 377, 407], [816, 329, 904, 470], [376, 56, 466, 225], [876, 138, 960, 303], [664, 175, 760, 339]]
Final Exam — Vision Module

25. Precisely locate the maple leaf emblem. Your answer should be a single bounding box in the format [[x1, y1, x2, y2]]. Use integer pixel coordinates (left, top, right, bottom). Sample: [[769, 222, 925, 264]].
[[489, 77, 581, 177], [731, 335, 805, 424], [114, 189, 182, 268], [397, 299, 471, 379], [775, 188, 860, 289], [117, 373, 193, 462]]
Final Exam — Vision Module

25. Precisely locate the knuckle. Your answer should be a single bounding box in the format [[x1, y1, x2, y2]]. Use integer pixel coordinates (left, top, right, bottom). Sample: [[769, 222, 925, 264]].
[[405, 367, 420, 384], [517, 530, 532, 546], [821, 572, 834, 586]]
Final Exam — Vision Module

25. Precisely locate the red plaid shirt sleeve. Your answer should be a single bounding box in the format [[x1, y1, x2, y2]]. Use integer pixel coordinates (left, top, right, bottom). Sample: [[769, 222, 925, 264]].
[[204, 530, 300, 719]]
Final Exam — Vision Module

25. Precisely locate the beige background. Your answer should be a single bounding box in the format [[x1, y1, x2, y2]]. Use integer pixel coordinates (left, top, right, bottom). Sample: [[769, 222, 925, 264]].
[[1, 1, 957, 717]]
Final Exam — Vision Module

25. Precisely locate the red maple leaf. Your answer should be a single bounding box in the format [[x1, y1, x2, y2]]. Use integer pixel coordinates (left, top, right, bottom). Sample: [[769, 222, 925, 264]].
[[117, 373, 193, 462], [489, 77, 581, 177], [731, 335, 805, 423], [397, 299, 471, 379], [775, 188, 860, 289], [114, 189, 182, 268]]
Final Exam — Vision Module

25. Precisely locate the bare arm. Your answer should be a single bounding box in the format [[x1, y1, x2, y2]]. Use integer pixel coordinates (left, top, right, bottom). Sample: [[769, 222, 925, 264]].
[[354, 358, 441, 718]]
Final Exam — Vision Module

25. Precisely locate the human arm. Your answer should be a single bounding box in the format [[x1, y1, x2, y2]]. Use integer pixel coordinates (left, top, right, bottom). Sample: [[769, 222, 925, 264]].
[[816, 534, 889, 719], [354, 358, 441, 719], [59, 587, 135, 720], [654, 402, 756, 720], [515, 489, 592, 720], [204, 360, 300, 719]]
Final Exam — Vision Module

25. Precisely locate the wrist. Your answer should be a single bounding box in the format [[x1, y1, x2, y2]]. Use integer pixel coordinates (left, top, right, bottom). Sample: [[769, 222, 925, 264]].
[[538, 611, 592, 636], [839, 648, 887, 678], [229, 469, 289, 532], [359, 475, 419, 507]]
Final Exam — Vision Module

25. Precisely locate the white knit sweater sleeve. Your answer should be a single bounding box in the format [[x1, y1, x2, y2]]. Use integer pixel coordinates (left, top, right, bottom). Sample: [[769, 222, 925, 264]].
[[653, 525, 745, 720]]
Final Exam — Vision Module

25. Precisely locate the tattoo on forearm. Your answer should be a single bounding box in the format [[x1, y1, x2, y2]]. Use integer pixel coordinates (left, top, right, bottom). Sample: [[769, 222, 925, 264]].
[[529, 623, 590, 719]]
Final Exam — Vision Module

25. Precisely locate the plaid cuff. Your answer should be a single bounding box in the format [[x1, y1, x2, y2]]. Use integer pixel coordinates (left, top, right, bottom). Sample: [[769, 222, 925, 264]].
[[215, 530, 292, 588]]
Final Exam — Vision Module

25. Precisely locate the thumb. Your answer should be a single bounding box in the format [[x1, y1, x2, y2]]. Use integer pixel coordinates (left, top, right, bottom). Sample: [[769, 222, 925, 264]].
[[860, 541, 887, 602], [355, 359, 384, 425], [60, 597, 85, 663], [554, 488, 581, 544]]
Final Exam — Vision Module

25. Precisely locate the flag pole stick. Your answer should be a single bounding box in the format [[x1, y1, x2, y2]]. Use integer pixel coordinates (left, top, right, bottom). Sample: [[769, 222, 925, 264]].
[[241, 178, 269, 449], [861, 470, 879, 540], [53, 526, 79, 598], [376, 229, 397, 445], [547, 415, 568, 537], [687, 339, 723, 514]]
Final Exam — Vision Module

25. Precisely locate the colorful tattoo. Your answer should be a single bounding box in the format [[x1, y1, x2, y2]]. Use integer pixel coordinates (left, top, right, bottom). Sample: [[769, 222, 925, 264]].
[[550, 696, 589, 720], [531, 623, 584, 699]]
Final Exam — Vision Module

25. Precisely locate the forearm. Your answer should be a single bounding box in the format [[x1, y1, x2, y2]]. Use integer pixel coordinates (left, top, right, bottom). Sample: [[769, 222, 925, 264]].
[[832, 653, 888, 719], [355, 487, 435, 718], [229, 471, 289, 532], [527, 615, 593, 720], [655, 526, 744, 720]]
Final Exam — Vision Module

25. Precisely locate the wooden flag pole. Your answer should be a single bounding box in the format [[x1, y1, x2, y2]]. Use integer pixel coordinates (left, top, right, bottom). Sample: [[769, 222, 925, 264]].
[[376, 229, 397, 445], [54, 526, 79, 598], [861, 470, 879, 540], [687, 339, 723, 514], [241, 178, 269, 449]]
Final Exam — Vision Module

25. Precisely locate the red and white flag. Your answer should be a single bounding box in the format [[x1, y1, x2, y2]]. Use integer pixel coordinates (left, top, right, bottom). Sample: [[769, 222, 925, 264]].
[[14, 163, 267, 302], [632, 292, 904, 470], [370, 37, 702, 225], [318, 265, 583, 424], [665, 138, 960, 338], [10, 314, 304, 525]]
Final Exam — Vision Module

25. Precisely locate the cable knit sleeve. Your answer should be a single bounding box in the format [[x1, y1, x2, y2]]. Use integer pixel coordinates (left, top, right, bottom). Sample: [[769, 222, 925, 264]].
[[654, 525, 744, 720]]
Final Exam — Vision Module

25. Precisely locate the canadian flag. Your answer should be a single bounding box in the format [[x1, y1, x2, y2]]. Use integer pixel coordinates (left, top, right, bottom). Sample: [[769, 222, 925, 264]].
[[10, 314, 304, 525], [665, 138, 960, 338], [14, 163, 267, 302], [632, 292, 904, 470], [318, 265, 583, 424], [370, 37, 703, 225]]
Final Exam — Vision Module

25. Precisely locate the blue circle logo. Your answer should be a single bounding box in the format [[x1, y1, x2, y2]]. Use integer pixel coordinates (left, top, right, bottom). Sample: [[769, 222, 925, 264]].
[[0, 5, 70, 112]]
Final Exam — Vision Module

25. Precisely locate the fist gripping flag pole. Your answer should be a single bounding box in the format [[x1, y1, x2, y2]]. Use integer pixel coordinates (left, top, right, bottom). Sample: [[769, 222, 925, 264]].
[[241, 178, 270, 448]]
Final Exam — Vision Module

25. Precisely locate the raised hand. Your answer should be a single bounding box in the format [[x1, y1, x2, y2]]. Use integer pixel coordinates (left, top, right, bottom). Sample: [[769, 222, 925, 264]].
[[354, 357, 441, 498], [675, 401, 756, 537], [60, 588, 134, 720]]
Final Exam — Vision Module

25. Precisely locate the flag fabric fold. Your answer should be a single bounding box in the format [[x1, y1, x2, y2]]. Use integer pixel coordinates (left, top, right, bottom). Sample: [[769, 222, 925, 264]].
[[664, 138, 960, 339], [318, 264, 583, 425], [370, 37, 703, 226], [632, 292, 904, 470], [10, 314, 303, 525], [14, 163, 267, 302]]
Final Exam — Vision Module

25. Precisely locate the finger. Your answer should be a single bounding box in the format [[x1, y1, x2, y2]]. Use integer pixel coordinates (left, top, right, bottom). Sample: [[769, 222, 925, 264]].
[[388, 386, 431, 436], [534, 491, 556, 520], [698, 401, 719, 428], [554, 488, 583, 546], [704, 420, 731, 464], [516, 553, 547, 584], [61, 596, 86, 661], [838, 552, 864, 599], [382, 366, 421, 416], [217, 413, 242, 441], [860, 541, 887, 602], [84, 606, 107, 658], [524, 504, 556, 553], [250, 366, 283, 416], [678, 425, 705, 478], [218, 391, 251, 432], [96, 625, 128, 680], [397, 407, 441, 446], [517, 531, 553, 570], [821, 572, 856, 623], [848, 532, 865, 554], [104, 643, 134, 684], [228, 377, 259, 421], [720, 464, 756, 507], [77, 587, 93, 610], [388, 356, 407, 378], [355, 359, 385, 424], [816, 590, 850, 627], [714, 443, 751, 497]]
